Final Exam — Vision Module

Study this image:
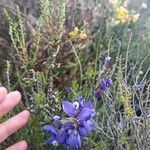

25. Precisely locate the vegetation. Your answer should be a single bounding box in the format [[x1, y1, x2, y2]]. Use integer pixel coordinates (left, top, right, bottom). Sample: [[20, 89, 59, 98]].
[[0, 0, 150, 149]]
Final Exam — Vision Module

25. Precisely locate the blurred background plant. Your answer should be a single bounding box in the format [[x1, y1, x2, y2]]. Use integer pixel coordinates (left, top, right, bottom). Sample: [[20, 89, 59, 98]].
[[0, 0, 149, 149]]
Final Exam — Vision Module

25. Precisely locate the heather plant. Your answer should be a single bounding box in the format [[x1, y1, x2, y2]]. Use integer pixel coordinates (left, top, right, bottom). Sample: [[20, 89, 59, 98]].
[[0, 0, 150, 150]]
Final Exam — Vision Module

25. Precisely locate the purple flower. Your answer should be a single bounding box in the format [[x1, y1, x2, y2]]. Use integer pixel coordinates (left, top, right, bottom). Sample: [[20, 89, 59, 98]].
[[62, 100, 96, 135], [100, 80, 108, 91], [42, 99, 96, 149], [100, 78, 113, 91], [103, 56, 111, 69], [94, 78, 113, 100], [94, 90, 101, 99], [94, 56, 113, 100], [106, 78, 113, 87]]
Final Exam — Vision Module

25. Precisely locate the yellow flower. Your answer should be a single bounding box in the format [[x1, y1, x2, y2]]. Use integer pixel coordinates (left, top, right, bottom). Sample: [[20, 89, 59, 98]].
[[79, 32, 87, 40], [68, 27, 79, 38], [117, 6, 128, 17], [116, 6, 129, 23]]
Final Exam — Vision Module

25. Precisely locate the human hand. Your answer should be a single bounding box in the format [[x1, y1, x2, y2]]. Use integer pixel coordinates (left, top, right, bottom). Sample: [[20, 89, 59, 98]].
[[0, 87, 30, 150]]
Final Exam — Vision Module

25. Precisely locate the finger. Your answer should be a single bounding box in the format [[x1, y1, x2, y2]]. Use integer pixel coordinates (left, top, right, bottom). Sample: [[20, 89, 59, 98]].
[[5, 140, 27, 150], [0, 110, 30, 143], [0, 87, 7, 103], [0, 91, 21, 117]]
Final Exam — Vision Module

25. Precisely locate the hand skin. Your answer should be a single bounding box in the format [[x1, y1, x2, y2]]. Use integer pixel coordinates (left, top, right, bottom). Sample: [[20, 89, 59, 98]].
[[0, 87, 30, 150]]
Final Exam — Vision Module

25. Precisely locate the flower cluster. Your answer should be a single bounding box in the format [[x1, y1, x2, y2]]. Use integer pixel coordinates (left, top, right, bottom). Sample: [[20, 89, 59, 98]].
[[118, 77, 134, 118], [94, 56, 113, 99], [42, 97, 96, 149], [94, 78, 113, 99], [68, 27, 87, 40], [68, 27, 79, 38], [116, 6, 140, 24], [79, 32, 88, 40], [120, 90, 134, 118], [116, 6, 129, 23]]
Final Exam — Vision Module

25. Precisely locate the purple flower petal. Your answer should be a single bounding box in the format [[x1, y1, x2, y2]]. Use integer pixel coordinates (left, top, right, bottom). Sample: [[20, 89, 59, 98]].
[[84, 101, 94, 109], [57, 130, 66, 144], [103, 56, 111, 69], [63, 122, 74, 131], [94, 90, 101, 99], [78, 108, 94, 120], [83, 120, 96, 131], [53, 115, 60, 120], [62, 101, 78, 117], [46, 136, 57, 144], [100, 80, 108, 91], [78, 96, 84, 108], [53, 115, 61, 128], [106, 78, 113, 87], [67, 131, 81, 149], [42, 125, 58, 135], [78, 126, 89, 137]]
